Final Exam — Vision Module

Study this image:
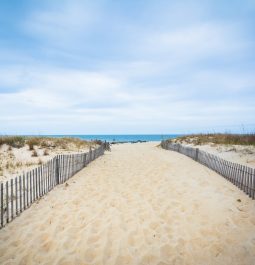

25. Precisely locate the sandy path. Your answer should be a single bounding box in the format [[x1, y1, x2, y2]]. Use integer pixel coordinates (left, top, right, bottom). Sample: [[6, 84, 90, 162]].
[[0, 142, 255, 265]]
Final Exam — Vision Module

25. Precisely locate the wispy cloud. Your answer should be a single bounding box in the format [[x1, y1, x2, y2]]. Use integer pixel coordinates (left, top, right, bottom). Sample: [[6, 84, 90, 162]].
[[23, 0, 101, 48], [0, 0, 254, 134]]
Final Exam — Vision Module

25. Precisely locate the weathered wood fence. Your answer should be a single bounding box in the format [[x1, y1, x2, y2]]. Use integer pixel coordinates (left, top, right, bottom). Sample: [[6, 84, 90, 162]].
[[0, 144, 105, 229], [161, 141, 255, 199]]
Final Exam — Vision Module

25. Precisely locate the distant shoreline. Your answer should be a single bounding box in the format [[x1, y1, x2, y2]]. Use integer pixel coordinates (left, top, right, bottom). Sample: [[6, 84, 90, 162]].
[[8, 134, 181, 143]]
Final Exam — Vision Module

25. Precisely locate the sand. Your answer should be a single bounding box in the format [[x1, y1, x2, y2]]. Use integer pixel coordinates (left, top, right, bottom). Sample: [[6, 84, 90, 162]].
[[0, 142, 255, 265]]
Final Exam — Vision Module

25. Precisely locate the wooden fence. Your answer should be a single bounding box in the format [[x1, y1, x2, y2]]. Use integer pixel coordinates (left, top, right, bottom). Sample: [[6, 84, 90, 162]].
[[161, 141, 255, 199], [0, 144, 105, 229]]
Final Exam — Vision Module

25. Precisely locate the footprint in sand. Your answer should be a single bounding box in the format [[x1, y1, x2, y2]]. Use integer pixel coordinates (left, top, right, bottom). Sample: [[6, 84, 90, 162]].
[[157, 262, 170, 265], [87, 234, 100, 244], [139, 253, 158, 265], [84, 247, 98, 263], [115, 254, 134, 265], [149, 221, 159, 230], [128, 231, 143, 247], [41, 240, 55, 253], [160, 244, 175, 260]]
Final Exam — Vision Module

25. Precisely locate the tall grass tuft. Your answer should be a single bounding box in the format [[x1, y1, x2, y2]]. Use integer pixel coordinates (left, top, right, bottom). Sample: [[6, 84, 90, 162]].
[[31, 150, 38, 157]]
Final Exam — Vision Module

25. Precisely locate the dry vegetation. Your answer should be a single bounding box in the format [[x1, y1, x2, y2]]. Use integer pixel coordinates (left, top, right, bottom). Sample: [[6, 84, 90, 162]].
[[0, 136, 98, 150], [0, 136, 25, 148], [165, 133, 255, 168], [0, 136, 101, 181], [168, 133, 255, 146]]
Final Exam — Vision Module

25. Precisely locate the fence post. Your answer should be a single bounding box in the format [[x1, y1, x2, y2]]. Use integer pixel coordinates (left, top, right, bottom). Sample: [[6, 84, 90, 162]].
[[89, 147, 92, 162], [195, 148, 199, 161], [1, 183, 3, 228], [178, 144, 180, 153], [55, 156, 60, 185]]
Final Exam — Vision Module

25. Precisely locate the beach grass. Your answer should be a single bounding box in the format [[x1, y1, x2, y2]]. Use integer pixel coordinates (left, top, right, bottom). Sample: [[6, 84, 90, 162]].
[[0, 136, 26, 148], [167, 133, 255, 146], [0, 136, 100, 150]]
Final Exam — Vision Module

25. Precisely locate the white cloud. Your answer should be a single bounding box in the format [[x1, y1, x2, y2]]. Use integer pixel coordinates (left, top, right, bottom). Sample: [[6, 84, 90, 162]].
[[139, 22, 247, 62], [0, 62, 254, 134], [0, 0, 254, 134], [23, 0, 101, 47]]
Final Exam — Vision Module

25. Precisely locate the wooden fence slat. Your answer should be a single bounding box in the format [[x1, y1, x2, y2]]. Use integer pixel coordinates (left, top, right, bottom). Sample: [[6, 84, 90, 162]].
[[233, 163, 237, 186], [229, 162, 234, 184], [218, 157, 222, 175], [240, 165, 244, 191], [1, 183, 3, 227], [49, 160, 52, 190], [64, 156, 66, 180], [42, 165, 45, 195], [11, 179, 14, 221], [32, 170, 35, 202], [242, 165, 247, 193], [40, 166, 43, 196], [61, 155, 63, 183], [212, 155, 216, 172], [242, 165, 246, 194], [237, 164, 241, 187], [221, 159, 225, 178], [248, 167, 252, 198], [249, 167, 253, 197], [227, 161, 232, 182], [221, 158, 226, 177], [55, 156, 60, 185], [35, 168, 37, 199], [252, 168, 255, 199], [47, 162, 49, 193], [239, 164, 243, 188], [41, 165, 43, 196], [235, 164, 239, 187], [15, 177, 18, 217], [62, 155, 65, 182], [41, 165, 44, 196], [43, 165, 45, 195], [6, 181, 9, 223], [224, 160, 229, 178], [30, 171, 32, 204], [19, 175, 22, 213], [69, 155, 71, 176], [59, 156, 61, 184], [26, 173, 29, 207], [52, 159, 55, 188], [23, 174, 26, 210], [245, 166, 249, 195]]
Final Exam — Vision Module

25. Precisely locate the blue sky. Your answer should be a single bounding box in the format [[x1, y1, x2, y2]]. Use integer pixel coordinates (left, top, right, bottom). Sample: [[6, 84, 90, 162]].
[[0, 0, 255, 134]]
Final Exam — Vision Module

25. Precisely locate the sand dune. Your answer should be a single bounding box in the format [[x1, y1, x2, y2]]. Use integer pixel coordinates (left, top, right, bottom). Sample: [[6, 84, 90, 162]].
[[0, 142, 255, 265]]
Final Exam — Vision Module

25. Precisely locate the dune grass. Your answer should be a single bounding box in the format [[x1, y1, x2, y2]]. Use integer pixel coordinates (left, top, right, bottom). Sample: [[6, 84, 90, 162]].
[[0, 136, 26, 148], [0, 136, 100, 150], [168, 133, 255, 146]]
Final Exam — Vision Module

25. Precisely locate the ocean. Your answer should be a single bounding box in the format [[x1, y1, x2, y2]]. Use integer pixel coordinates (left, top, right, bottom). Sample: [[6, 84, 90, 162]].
[[45, 134, 180, 143]]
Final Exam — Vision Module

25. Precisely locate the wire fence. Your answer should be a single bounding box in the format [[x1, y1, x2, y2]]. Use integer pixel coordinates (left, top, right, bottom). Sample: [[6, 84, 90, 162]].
[[161, 141, 255, 199], [0, 144, 106, 229]]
